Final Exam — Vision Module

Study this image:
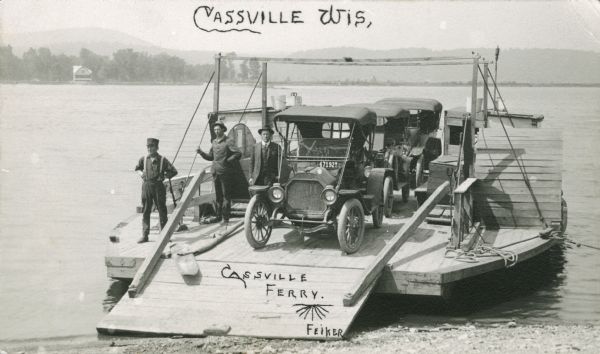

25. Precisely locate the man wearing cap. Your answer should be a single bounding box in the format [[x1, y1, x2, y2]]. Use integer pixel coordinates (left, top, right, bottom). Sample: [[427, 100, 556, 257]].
[[249, 125, 281, 186], [134, 138, 178, 243], [197, 121, 241, 225]]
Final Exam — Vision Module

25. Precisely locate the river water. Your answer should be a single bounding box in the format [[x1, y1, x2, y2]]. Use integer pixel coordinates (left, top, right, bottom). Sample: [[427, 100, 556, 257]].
[[0, 84, 598, 340]]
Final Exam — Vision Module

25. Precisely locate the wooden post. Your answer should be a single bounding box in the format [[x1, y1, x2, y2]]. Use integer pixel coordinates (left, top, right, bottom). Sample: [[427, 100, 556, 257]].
[[261, 62, 268, 127], [213, 53, 221, 115], [443, 115, 450, 156], [128, 170, 207, 298], [343, 181, 450, 307], [482, 62, 489, 127], [449, 177, 478, 249], [467, 55, 479, 178]]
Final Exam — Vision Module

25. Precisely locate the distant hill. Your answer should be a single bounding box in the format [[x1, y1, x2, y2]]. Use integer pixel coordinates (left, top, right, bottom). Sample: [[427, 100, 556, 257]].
[[4, 28, 600, 84], [271, 47, 600, 85], [3, 27, 216, 65]]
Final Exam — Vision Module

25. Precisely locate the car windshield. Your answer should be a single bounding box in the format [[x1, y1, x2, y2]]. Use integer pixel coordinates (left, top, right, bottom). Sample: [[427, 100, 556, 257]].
[[279, 121, 353, 173]]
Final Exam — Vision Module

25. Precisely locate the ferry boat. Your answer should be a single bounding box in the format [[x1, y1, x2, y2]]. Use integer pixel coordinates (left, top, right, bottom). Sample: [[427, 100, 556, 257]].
[[98, 54, 567, 340]]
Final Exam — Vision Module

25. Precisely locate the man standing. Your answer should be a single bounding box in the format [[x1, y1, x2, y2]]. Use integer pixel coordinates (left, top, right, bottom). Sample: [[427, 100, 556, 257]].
[[197, 121, 241, 225], [135, 138, 178, 243], [249, 125, 281, 186]]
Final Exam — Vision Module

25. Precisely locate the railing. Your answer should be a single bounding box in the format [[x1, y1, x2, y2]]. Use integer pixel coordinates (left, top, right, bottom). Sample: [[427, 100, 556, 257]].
[[449, 177, 478, 249]]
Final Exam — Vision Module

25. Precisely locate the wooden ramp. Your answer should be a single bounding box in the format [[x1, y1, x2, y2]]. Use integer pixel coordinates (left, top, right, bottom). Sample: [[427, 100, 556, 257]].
[[474, 128, 563, 228], [99, 225, 377, 340]]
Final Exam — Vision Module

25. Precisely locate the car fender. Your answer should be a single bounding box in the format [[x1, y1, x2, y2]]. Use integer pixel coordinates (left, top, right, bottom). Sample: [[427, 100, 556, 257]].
[[366, 168, 391, 208], [248, 185, 269, 197]]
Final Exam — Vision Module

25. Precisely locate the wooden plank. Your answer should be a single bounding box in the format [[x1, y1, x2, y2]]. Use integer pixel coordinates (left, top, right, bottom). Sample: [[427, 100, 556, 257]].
[[473, 194, 560, 203], [476, 180, 561, 188], [476, 160, 562, 168], [476, 172, 562, 181], [473, 186, 562, 195], [343, 181, 450, 307], [479, 201, 561, 211], [454, 177, 477, 194], [475, 166, 561, 174], [128, 170, 208, 297], [478, 216, 545, 227], [477, 207, 561, 218]]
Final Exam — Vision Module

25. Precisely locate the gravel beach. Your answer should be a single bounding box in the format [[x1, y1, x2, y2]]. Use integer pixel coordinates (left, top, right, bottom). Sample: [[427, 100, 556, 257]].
[[2, 323, 598, 353]]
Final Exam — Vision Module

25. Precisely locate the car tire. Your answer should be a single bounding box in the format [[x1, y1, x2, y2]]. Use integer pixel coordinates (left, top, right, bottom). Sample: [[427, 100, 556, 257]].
[[244, 195, 272, 249], [383, 176, 394, 217], [372, 204, 384, 228], [337, 199, 365, 254], [401, 184, 410, 203]]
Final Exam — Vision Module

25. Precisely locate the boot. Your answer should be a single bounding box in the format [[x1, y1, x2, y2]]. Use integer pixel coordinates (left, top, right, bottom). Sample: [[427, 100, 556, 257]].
[[137, 235, 149, 243]]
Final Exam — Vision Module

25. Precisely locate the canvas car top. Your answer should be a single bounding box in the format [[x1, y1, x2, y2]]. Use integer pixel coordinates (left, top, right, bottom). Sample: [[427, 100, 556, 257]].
[[342, 103, 410, 119], [275, 105, 377, 125], [376, 98, 443, 112]]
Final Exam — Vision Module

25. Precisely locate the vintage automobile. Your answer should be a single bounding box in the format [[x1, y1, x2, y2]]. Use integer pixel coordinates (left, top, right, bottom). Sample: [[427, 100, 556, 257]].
[[374, 98, 442, 192], [243, 105, 393, 254]]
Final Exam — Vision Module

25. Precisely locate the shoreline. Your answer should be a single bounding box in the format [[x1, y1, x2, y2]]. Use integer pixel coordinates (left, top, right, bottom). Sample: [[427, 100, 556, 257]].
[[2, 323, 598, 353], [1, 81, 599, 88]]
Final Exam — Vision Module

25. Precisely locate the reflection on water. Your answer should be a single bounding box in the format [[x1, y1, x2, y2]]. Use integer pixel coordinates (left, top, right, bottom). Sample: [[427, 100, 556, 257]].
[[354, 245, 568, 330], [103, 279, 131, 313]]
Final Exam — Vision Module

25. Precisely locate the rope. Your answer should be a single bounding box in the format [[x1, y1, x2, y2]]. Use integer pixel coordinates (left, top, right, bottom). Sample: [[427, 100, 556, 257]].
[[237, 71, 263, 124], [478, 65, 548, 228], [172, 71, 215, 165], [482, 66, 514, 127], [172, 71, 264, 204]]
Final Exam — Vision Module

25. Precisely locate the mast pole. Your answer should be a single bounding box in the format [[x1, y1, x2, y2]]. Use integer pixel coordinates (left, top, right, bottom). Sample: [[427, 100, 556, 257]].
[[261, 62, 268, 127], [466, 54, 480, 179], [483, 61, 489, 127], [493, 46, 499, 109], [213, 53, 221, 115]]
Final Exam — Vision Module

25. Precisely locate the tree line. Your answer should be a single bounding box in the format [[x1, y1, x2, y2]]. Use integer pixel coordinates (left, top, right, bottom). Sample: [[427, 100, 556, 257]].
[[0, 46, 262, 83]]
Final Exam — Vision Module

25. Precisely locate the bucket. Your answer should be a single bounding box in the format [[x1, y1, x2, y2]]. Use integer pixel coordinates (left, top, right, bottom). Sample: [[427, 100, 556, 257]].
[[288, 92, 302, 106], [271, 95, 286, 110]]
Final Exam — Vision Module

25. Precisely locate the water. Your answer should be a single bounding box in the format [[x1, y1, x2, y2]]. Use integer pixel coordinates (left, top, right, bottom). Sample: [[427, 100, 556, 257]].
[[0, 84, 598, 340]]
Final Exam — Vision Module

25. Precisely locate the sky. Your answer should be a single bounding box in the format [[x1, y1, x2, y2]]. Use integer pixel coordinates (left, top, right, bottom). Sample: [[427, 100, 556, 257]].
[[1, 0, 600, 53]]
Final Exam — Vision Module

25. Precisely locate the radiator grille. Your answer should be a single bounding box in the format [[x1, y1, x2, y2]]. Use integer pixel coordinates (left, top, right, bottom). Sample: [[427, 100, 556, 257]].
[[286, 180, 325, 212]]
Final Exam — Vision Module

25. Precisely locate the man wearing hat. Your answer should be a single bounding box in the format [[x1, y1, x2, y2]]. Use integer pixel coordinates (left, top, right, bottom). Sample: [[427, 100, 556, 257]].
[[249, 125, 281, 186], [134, 138, 178, 243], [197, 121, 241, 225]]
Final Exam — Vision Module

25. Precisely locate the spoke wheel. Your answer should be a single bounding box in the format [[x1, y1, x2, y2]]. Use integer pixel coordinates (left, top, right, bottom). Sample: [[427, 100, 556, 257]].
[[244, 195, 272, 249], [337, 199, 365, 254], [383, 176, 394, 217]]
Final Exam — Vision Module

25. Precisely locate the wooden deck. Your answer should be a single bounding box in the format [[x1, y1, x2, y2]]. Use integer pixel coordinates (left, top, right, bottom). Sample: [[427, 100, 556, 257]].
[[99, 191, 558, 339]]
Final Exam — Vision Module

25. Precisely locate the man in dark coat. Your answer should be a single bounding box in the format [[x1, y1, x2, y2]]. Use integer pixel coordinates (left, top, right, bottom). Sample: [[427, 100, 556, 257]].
[[135, 138, 178, 243], [249, 126, 281, 186], [197, 121, 242, 225]]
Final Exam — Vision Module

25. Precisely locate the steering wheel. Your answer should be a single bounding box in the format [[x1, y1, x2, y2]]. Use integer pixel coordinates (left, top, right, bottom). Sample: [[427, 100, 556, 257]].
[[299, 140, 317, 155]]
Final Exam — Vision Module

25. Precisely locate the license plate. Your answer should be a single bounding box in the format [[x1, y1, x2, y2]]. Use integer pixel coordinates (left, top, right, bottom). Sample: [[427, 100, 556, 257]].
[[319, 161, 340, 169]]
